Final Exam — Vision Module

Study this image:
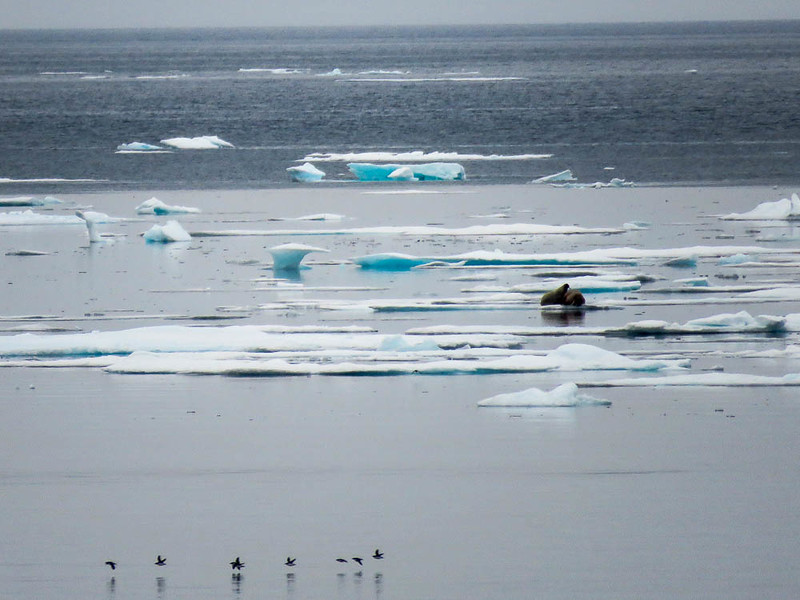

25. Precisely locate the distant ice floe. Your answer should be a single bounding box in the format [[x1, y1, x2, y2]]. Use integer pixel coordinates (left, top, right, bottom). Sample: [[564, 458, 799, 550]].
[[135, 197, 201, 215], [348, 162, 466, 181], [160, 136, 234, 150], [719, 193, 800, 220], [558, 178, 635, 189], [478, 382, 610, 407], [0, 196, 63, 207], [583, 373, 800, 387], [116, 142, 167, 153], [0, 326, 687, 377], [269, 243, 329, 270], [304, 151, 553, 162], [464, 274, 642, 294], [0, 177, 105, 184], [532, 169, 577, 184], [238, 68, 308, 74], [143, 220, 191, 243], [0, 209, 83, 226], [287, 162, 326, 182], [353, 250, 636, 270]]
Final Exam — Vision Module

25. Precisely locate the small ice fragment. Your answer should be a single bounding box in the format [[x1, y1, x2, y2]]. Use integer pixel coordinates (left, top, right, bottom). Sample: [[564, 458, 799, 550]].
[[135, 197, 200, 215], [532, 169, 576, 184], [663, 256, 697, 268], [286, 162, 326, 182], [160, 136, 234, 150], [116, 142, 163, 152], [143, 220, 191, 243], [269, 243, 329, 270], [478, 382, 610, 407], [718, 253, 754, 265], [75, 210, 103, 243]]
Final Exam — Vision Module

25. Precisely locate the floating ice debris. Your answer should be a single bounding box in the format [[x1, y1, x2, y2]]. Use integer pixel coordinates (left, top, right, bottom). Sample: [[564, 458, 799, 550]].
[[532, 169, 576, 184], [116, 142, 165, 152], [559, 178, 635, 189], [674, 277, 709, 287], [623, 221, 650, 230], [546, 343, 685, 371], [663, 255, 697, 268], [0, 177, 105, 184], [269, 213, 345, 222], [143, 220, 191, 243], [304, 151, 552, 162], [238, 67, 307, 74], [348, 162, 466, 182], [718, 253, 754, 265], [478, 383, 610, 407], [269, 243, 329, 270], [378, 335, 440, 352], [621, 311, 786, 336], [738, 287, 800, 300], [319, 68, 344, 76], [0, 195, 62, 207], [287, 162, 326, 182], [135, 197, 200, 215], [5, 249, 50, 256], [720, 193, 800, 220], [160, 136, 234, 150], [466, 275, 641, 295], [75, 210, 105, 243]]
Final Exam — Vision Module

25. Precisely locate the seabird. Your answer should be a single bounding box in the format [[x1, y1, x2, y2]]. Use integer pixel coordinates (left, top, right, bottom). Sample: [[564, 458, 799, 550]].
[[155, 555, 166, 566], [230, 557, 245, 570], [105, 561, 117, 570], [352, 557, 363, 565], [336, 558, 348, 563], [285, 557, 296, 567], [372, 549, 384, 560]]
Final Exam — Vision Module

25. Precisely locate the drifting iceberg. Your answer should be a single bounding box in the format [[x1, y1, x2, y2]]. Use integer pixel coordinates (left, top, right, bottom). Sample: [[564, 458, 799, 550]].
[[160, 136, 234, 150], [143, 220, 191, 243], [286, 162, 326, 182], [269, 243, 329, 270], [75, 210, 104, 243], [347, 162, 466, 181], [478, 383, 610, 407], [116, 142, 165, 152], [532, 169, 576, 184], [720, 193, 800, 220], [135, 197, 200, 215]]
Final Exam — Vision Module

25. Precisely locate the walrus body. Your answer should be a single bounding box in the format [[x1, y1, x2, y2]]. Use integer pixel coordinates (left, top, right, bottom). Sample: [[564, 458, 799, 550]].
[[540, 283, 585, 306]]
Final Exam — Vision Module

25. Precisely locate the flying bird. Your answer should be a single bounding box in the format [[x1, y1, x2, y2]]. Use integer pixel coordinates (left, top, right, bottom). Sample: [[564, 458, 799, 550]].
[[372, 549, 384, 560], [336, 558, 348, 563], [230, 557, 245, 570], [285, 557, 296, 567], [105, 561, 117, 570], [155, 555, 166, 566], [352, 557, 363, 565]]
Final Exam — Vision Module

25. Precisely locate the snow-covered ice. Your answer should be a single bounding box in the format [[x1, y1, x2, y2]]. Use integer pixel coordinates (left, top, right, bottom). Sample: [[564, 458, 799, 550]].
[[143, 220, 191, 242], [135, 197, 201, 215], [720, 193, 800, 220], [348, 162, 466, 181], [269, 243, 329, 270], [160, 136, 234, 150], [478, 382, 610, 407], [116, 142, 166, 152], [287, 162, 326, 182], [532, 169, 577, 184]]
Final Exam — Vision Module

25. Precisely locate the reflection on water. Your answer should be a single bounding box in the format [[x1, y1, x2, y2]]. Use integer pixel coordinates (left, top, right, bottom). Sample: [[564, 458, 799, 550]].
[[374, 572, 383, 599], [285, 572, 296, 598], [156, 576, 166, 598], [541, 308, 586, 326], [231, 572, 243, 596], [106, 576, 115, 599]]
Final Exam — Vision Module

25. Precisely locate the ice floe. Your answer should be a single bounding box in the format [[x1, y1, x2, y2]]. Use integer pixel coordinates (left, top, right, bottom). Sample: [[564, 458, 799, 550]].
[[135, 197, 201, 215], [582, 373, 800, 387], [532, 169, 576, 184], [160, 136, 234, 150], [143, 220, 191, 243], [304, 151, 552, 162], [348, 162, 466, 181], [720, 193, 800, 220], [116, 142, 167, 153], [269, 243, 329, 270], [464, 275, 642, 294], [478, 383, 610, 407], [287, 162, 326, 182], [0, 196, 63, 207], [353, 250, 636, 270], [0, 210, 84, 226]]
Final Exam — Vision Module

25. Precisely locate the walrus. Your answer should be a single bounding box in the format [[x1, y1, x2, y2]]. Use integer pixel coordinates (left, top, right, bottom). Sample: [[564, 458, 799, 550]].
[[540, 283, 585, 306]]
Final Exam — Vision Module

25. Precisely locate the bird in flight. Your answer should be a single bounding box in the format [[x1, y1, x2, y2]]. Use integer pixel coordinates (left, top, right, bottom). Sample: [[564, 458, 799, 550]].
[[285, 557, 296, 567], [352, 557, 363, 565], [230, 557, 245, 570], [372, 549, 384, 560], [105, 561, 117, 570], [155, 555, 166, 566]]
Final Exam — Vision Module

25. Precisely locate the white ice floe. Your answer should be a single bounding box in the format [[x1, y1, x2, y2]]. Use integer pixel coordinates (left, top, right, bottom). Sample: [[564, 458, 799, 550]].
[[348, 162, 466, 181], [582, 373, 800, 387], [192, 222, 626, 238], [353, 250, 636, 270], [0, 209, 84, 226], [269, 213, 345, 222], [532, 169, 576, 184], [303, 151, 552, 162], [287, 162, 326, 182], [0, 196, 62, 206], [116, 142, 166, 152], [160, 136, 234, 150], [738, 287, 800, 300], [720, 193, 800, 220], [478, 383, 610, 407], [75, 210, 106, 243], [143, 220, 191, 243], [269, 243, 329, 270], [135, 197, 201, 215], [238, 67, 307, 74], [559, 178, 635, 189]]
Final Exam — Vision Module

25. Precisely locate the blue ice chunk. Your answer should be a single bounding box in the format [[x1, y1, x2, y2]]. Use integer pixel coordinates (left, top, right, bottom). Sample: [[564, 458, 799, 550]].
[[116, 142, 164, 152], [287, 162, 326, 183], [347, 162, 466, 181]]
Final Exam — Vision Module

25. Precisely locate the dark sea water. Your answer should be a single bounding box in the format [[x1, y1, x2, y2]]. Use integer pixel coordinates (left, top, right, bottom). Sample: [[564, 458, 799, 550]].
[[1, 21, 799, 192]]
